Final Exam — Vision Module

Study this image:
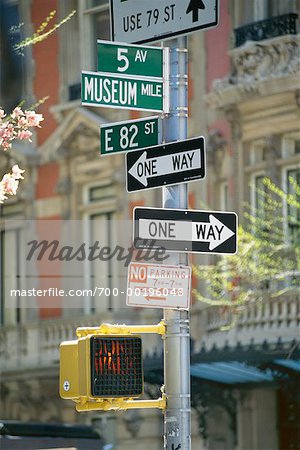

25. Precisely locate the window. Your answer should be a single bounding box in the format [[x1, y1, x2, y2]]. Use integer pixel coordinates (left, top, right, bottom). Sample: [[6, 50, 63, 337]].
[[282, 132, 300, 158], [0, 225, 24, 325], [285, 167, 300, 242], [59, 0, 80, 102], [253, 0, 296, 21], [0, 0, 24, 110], [0, 202, 25, 325], [220, 181, 229, 211], [89, 184, 116, 203], [81, 1, 110, 71], [235, 0, 297, 27], [89, 212, 117, 312], [271, 0, 297, 16], [250, 140, 266, 165], [82, 183, 119, 314], [253, 0, 269, 21], [281, 133, 300, 243], [252, 174, 267, 222]]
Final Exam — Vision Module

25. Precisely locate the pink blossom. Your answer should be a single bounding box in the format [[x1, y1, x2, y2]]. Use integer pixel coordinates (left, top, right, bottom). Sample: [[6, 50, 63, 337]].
[[1, 123, 14, 140], [11, 106, 24, 119], [17, 116, 28, 127], [0, 105, 44, 205], [25, 110, 44, 127], [0, 183, 8, 203], [1, 174, 19, 195], [17, 129, 32, 141], [1, 140, 12, 150], [12, 164, 25, 180], [6, 126, 14, 138]]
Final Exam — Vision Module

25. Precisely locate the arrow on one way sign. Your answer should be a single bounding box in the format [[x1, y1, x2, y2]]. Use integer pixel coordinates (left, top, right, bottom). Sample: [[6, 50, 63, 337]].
[[128, 149, 201, 187], [133, 207, 238, 254], [192, 214, 234, 250], [138, 215, 234, 251], [126, 136, 205, 192]]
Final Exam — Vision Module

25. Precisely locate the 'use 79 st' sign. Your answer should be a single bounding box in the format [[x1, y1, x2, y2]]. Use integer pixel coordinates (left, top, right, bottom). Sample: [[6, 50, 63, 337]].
[[110, 0, 219, 44]]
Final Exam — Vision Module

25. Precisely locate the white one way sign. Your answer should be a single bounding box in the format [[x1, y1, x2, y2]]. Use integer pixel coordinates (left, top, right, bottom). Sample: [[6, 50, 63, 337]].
[[134, 207, 238, 254], [126, 137, 205, 192]]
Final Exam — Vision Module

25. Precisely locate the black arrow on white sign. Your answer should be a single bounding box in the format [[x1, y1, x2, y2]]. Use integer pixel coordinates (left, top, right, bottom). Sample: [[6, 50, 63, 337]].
[[133, 207, 238, 255], [126, 137, 205, 192], [186, 0, 205, 23]]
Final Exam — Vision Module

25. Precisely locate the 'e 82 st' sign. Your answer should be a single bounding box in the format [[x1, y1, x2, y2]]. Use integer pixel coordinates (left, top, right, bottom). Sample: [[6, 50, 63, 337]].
[[100, 117, 161, 156]]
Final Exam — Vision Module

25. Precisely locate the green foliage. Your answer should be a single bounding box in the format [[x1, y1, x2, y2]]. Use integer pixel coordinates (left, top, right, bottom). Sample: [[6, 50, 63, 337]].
[[13, 9, 76, 54], [193, 177, 300, 327]]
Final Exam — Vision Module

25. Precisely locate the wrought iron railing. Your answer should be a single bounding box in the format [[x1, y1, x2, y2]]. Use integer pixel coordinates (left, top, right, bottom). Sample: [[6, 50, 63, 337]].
[[235, 13, 298, 47]]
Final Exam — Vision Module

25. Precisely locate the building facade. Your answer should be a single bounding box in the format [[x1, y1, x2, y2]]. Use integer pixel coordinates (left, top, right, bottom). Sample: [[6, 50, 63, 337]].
[[0, 1, 299, 449]]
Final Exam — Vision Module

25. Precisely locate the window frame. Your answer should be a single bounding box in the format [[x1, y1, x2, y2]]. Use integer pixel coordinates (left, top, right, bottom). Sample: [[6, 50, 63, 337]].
[[79, 1, 110, 71], [250, 171, 267, 221], [282, 131, 300, 159], [282, 164, 300, 243], [220, 181, 229, 211], [82, 181, 117, 315], [0, 219, 26, 326]]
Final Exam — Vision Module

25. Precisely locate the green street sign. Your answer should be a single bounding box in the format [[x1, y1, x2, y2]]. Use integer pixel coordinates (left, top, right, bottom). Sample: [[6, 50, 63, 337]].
[[100, 117, 161, 156], [97, 40, 167, 78], [82, 70, 168, 112]]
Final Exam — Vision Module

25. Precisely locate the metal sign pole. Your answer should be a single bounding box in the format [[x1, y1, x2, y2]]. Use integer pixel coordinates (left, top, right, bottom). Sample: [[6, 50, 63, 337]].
[[163, 36, 191, 450]]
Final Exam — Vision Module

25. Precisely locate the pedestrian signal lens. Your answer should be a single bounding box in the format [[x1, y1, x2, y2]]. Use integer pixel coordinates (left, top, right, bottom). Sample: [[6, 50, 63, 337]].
[[90, 336, 143, 397]]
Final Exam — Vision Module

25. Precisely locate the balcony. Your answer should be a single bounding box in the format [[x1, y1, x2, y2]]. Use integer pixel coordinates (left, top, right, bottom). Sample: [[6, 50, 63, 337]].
[[0, 293, 299, 376], [0, 310, 161, 376], [206, 15, 299, 109], [235, 13, 298, 48], [200, 291, 300, 350]]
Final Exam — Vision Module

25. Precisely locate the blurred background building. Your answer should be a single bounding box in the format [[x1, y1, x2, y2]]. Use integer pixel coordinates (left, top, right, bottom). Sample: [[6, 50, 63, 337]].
[[0, 1, 299, 449]]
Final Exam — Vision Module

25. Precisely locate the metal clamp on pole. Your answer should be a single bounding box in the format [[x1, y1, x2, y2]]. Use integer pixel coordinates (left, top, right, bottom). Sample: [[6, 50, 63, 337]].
[[170, 48, 188, 53]]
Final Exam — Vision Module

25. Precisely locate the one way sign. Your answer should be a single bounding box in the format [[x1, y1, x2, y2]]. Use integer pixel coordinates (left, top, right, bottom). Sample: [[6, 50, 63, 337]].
[[126, 137, 205, 192], [134, 207, 238, 254]]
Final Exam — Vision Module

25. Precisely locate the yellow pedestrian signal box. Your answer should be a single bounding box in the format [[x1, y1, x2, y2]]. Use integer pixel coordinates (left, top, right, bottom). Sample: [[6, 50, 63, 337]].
[[60, 334, 144, 401], [59, 322, 166, 412]]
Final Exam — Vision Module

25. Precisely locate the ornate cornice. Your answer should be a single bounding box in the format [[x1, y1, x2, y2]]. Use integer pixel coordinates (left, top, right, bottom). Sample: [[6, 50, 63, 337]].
[[207, 34, 300, 109], [39, 107, 107, 163]]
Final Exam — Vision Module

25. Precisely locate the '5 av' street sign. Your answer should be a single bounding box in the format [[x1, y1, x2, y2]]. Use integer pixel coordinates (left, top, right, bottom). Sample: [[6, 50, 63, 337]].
[[133, 207, 238, 254], [97, 40, 168, 79], [100, 117, 161, 156], [110, 0, 219, 44]]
